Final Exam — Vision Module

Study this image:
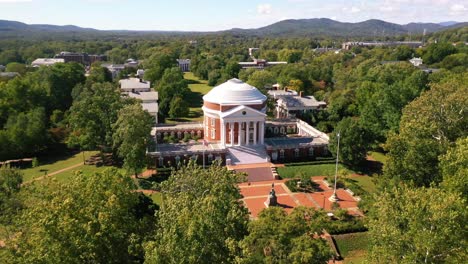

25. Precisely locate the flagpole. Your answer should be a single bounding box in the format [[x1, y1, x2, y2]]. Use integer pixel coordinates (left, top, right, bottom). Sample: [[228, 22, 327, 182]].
[[329, 130, 340, 202]]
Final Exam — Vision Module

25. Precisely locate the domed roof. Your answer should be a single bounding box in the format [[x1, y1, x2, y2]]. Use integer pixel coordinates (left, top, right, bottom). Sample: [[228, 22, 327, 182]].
[[203, 78, 267, 105]]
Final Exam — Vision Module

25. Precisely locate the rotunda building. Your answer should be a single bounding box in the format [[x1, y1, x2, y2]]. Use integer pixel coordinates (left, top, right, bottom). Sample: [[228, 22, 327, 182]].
[[202, 78, 267, 147]]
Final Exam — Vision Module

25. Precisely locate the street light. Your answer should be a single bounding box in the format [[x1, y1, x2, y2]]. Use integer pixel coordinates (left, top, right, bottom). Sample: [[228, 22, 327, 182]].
[[329, 131, 340, 202]]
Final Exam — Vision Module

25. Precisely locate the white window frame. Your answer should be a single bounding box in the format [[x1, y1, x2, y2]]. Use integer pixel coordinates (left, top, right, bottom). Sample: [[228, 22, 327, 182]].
[[211, 129, 216, 139]]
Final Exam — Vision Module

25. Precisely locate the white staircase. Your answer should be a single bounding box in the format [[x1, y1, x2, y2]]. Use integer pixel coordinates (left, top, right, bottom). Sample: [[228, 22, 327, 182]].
[[227, 145, 269, 165]]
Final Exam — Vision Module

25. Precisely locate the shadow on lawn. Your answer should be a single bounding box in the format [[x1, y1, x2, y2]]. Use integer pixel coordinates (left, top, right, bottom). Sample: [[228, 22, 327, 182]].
[[352, 159, 383, 176], [185, 90, 203, 108]]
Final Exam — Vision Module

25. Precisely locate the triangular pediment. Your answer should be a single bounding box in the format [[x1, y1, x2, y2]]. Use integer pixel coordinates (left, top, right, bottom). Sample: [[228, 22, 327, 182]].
[[220, 105, 266, 119]]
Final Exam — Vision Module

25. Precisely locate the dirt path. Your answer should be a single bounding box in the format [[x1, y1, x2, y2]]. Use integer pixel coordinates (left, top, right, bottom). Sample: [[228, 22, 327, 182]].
[[23, 162, 84, 185]]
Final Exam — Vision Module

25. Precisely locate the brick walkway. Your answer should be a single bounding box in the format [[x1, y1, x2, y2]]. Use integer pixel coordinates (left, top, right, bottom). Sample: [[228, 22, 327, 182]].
[[239, 176, 361, 218]]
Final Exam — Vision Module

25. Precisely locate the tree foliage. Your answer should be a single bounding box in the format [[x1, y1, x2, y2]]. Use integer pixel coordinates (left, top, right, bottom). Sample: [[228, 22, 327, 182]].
[[144, 163, 249, 264], [4, 169, 156, 263], [368, 185, 467, 263], [384, 73, 467, 186], [113, 104, 153, 176], [239, 206, 332, 264]]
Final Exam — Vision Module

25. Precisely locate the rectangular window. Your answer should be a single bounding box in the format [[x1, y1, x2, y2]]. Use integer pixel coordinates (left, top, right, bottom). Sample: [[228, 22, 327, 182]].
[[211, 129, 216, 139], [211, 118, 215, 127]]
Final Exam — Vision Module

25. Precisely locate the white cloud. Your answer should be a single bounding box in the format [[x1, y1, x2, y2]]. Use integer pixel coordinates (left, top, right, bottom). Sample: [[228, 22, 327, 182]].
[[257, 4, 272, 15], [450, 4, 467, 12], [351, 6, 361, 13]]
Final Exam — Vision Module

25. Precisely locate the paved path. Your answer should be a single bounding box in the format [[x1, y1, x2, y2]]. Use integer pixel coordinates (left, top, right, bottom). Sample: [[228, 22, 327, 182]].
[[23, 162, 84, 185]]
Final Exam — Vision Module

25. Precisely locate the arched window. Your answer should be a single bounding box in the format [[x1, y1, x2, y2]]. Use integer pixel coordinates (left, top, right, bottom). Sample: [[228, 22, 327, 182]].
[[294, 148, 300, 158], [279, 149, 285, 159], [158, 156, 164, 167]]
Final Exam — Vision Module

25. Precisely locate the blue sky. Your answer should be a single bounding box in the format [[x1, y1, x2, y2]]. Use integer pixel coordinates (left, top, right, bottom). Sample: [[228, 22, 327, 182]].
[[0, 0, 467, 31]]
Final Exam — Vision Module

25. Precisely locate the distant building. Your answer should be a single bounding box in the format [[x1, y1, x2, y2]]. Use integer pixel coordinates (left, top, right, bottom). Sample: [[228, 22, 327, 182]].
[[102, 64, 125, 79], [127, 91, 159, 123], [31, 58, 65, 67], [409, 57, 423, 67], [119, 77, 151, 93], [177, 59, 191, 72], [54, 51, 106, 65], [239, 48, 287, 69], [342, 41, 422, 50], [268, 89, 326, 118], [0, 72, 20, 79], [124, 58, 139, 68], [137, 69, 145, 78], [238, 59, 287, 69]]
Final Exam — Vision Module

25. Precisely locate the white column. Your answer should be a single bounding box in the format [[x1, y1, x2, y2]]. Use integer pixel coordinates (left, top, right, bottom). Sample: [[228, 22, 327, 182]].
[[246, 121, 250, 145], [237, 122, 242, 146], [229, 122, 234, 146], [259, 122, 264, 144], [220, 119, 225, 147], [253, 121, 257, 145]]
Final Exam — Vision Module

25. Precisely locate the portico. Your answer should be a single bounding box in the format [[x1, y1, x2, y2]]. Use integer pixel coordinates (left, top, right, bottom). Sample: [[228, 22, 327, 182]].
[[202, 78, 267, 148]]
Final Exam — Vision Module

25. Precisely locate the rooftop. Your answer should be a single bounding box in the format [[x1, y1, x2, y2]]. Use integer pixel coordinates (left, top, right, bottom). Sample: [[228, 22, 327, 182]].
[[31, 58, 65, 66], [119, 77, 151, 90], [203, 78, 267, 105], [277, 95, 326, 110], [127, 91, 158, 101]]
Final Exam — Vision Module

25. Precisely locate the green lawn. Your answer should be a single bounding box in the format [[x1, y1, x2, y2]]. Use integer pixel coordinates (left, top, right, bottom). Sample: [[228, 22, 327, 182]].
[[277, 163, 353, 178], [20, 151, 98, 182], [149, 192, 162, 206], [184, 72, 212, 94], [166, 72, 212, 123], [348, 175, 377, 194], [334, 232, 369, 263], [368, 151, 387, 164], [53, 165, 124, 183]]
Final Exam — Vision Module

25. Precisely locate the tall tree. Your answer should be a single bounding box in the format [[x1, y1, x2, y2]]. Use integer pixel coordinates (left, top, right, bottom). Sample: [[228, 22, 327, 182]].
[[329, 117, 370, 167], [239, 206, 332, 263], [113, 104, 153, 177], [67, 82, 126, 151], [439, 137, 468, 197], [145, 163, 249, 264], [4, 169, 155, 263], [367, 186, 467, 263], [384, 73, 467, 186], [156, 67, 189, 117]]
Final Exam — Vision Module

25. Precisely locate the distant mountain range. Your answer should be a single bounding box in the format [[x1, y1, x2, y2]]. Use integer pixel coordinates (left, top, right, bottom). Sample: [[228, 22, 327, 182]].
[[0, 18, 466, 38]]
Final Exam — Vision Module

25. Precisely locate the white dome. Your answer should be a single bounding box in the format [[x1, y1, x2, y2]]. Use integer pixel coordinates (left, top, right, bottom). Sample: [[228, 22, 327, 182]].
[[203, 78, 267, 105]]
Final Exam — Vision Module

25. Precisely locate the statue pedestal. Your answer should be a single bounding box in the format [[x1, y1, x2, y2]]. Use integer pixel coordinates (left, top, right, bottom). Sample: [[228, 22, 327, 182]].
[[264, 186, 278, 207]]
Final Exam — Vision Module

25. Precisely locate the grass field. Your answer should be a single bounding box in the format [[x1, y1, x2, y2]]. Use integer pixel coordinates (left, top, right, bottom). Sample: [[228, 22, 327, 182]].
[[20, 151, 98, 182], [149, 192, 162, 206], [347, 175, 377, 194], [368, 151, 387, 164], [166, 72, 212, 123], [277, 163, 353, 178], [334, 232, 369, 263]]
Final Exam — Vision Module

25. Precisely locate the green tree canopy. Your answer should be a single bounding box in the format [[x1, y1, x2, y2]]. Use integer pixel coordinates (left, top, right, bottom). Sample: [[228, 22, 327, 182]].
[[384, 73, 467, 186], [113, 104, 153, 176], [4, 169, 156, 263], [68, 82, 128, 150], [329, 117, 370, 167], [368, 186, 467, 263], [239, 206, 332, 263], [144, 163, 249, 264]]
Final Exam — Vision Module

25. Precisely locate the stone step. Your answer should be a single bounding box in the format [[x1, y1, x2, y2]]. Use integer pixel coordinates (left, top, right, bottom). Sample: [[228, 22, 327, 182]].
[[227, 145, 269, 165]]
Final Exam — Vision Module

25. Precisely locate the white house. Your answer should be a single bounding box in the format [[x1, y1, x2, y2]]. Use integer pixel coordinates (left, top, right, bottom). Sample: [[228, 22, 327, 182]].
[[119, 77, 151, 93], [31, 58, 65, 67], [409, 57, 423, 67], [127, 91, 159, 123]]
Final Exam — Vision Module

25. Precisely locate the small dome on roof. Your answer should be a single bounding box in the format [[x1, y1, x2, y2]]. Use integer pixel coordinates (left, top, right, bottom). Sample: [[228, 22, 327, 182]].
[[203, 78, 267, 105]]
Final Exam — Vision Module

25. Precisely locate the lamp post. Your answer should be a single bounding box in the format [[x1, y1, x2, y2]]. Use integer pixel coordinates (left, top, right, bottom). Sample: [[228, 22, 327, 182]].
[[329, 131, 340, 202]]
